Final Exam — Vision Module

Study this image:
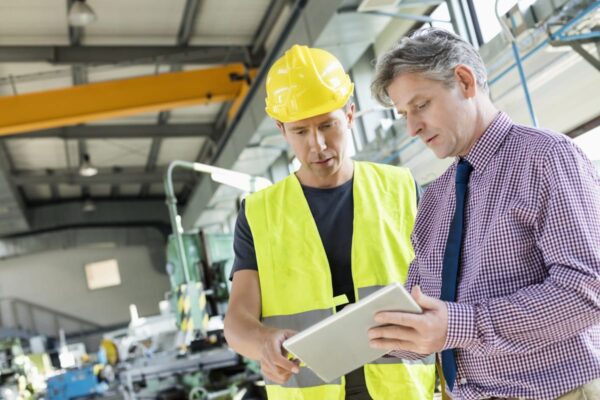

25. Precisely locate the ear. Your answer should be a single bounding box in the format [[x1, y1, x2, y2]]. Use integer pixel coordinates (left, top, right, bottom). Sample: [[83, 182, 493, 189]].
[[276, 121, 286, 136], [346, 103, 355, 128], [454, 65, 477, 99]]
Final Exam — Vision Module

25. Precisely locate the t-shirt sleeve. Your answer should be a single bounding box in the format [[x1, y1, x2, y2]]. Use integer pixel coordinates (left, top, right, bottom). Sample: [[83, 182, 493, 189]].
[[230, 200, 258, 280]]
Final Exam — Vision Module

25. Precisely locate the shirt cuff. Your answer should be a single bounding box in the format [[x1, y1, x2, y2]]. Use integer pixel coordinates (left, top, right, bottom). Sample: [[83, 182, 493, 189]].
[[444, 302, 478, 349]]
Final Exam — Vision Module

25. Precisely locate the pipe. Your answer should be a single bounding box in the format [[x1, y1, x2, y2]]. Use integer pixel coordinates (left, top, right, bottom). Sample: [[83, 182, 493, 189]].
[[465, 0, 484, 46], [553, 31, 600, 42], [510, 41, 538, 126], [164, 160, 196, 283], [509, 13, 539, 126], [362, 10, 451, 24]]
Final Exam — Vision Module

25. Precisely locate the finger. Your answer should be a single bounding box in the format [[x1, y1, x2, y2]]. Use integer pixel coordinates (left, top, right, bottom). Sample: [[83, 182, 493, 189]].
[[267, 343, 300, 373], [369, 337, 416, 352], [374, 310, 424, 328], [368, 324, 418, 342], [282, 329, 298, 338], [267, 345, 299, 373], [262, 364, 292, 384], [273, 353, 300, 373], [411, 285, 439, 310], [270, 366, 293, 383]]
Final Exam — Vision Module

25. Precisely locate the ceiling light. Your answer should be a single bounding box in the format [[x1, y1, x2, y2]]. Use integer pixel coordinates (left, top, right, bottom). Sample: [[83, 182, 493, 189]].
[[79, 153, 98, 177], [82, 197, 96, 212], [68, 0, 97, 27]]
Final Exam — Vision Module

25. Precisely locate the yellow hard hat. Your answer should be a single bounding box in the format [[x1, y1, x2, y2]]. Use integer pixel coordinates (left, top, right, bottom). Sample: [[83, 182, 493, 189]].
[[265, 45, 354, 123]]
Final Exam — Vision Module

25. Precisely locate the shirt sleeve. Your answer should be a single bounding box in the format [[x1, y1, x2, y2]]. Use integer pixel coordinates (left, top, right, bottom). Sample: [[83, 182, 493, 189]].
[[229, 200, 258, 280], [445, 140, 600, 355]]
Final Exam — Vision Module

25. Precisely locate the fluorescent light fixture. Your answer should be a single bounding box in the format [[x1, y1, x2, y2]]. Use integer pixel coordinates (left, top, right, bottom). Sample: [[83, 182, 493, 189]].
[[68, 0, 97, 27], [210, 171, 272, 192], [191, 162, 272, 192]]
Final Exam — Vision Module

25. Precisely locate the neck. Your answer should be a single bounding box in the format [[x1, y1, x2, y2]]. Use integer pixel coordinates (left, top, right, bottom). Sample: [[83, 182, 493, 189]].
[[296, 158, 354, 188], [459, 98, 499, 156]]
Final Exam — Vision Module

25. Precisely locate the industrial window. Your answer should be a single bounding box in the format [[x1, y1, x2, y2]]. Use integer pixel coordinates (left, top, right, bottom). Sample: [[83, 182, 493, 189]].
[[84, 259, 122, 290], [472, 0, 537, 43]]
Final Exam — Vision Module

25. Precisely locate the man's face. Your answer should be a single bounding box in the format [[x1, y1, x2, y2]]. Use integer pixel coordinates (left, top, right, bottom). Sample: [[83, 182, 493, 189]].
[[387, 71, 475, 159], [279, 105, 354, 180]]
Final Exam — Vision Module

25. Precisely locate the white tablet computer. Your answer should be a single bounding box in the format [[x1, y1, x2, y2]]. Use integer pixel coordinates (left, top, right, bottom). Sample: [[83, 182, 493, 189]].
[[282, 282, 421, 383]]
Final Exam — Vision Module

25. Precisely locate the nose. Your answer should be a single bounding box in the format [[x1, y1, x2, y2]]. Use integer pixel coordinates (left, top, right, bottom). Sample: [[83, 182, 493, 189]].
[[406, 115, 423, 137], [309, 130, 327, 151]]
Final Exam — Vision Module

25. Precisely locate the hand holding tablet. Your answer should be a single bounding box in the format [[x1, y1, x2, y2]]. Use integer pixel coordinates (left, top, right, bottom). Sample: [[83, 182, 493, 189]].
[[282, 282, 422, 382]]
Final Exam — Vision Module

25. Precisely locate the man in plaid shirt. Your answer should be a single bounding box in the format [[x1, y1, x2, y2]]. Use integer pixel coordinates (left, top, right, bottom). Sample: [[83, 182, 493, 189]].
[[368, 28, 600, 399]]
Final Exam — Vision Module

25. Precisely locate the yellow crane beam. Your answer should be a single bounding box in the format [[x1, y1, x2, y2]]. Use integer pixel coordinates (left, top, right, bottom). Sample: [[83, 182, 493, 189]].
[[0, 64, 250, 136], [227, 69, 258, 122]]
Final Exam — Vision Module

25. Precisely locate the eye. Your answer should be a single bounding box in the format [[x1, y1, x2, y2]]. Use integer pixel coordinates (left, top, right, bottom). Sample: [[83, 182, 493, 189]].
[[417, 101, 429, 110], [321, 120, 339, 130]]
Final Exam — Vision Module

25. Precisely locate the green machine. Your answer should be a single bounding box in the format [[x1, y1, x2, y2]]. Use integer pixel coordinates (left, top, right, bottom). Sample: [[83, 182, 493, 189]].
[[165, 232, 235, 334]]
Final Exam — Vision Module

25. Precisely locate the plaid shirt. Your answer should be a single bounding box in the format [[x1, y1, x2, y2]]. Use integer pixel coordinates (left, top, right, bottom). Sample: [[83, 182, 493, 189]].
[[406, 112, 600, 399]]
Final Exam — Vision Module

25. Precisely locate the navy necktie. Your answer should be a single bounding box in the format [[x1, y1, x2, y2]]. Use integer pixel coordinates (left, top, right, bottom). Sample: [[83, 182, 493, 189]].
[[440, 158, 473, 392]]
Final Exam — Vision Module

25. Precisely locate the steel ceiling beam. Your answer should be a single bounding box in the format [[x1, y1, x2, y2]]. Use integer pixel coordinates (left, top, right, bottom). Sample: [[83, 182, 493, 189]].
[[140, 137, 164, 197], [9, 124, 215, 139], [71, 62, 89, 200], [251, 0, 291, 57], [143, 65, 184, 197], [12, 168, 195, 186], [0, 142, 29, 234], [177, 0, 203, 46], [25, 201, 171, 233], [0, 46, 248, 64], [0, 64, 248, 136], [67, 0, 83, 47]]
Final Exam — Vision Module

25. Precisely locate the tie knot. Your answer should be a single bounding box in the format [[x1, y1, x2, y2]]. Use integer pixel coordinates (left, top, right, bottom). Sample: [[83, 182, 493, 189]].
[[455, 159, 473, 184]]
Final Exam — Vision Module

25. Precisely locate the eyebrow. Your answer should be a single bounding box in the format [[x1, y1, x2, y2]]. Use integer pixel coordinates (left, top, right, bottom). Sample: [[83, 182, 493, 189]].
[[319, 118, 336, 125], [394, 95, 425, 112], [288, 126, 305, 132], [288, 118, 336, 131]]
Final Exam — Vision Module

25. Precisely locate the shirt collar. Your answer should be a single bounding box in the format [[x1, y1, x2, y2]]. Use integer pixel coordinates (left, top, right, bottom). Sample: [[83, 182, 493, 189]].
[[462, 111, 513, 172]]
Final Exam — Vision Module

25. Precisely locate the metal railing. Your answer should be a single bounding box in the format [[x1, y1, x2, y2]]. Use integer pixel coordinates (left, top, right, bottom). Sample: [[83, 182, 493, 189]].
[[0, 297, 100, 339]]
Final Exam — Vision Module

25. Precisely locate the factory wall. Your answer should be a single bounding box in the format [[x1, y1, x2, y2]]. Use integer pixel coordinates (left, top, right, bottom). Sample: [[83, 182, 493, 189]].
[[0, 245, 170, 334]]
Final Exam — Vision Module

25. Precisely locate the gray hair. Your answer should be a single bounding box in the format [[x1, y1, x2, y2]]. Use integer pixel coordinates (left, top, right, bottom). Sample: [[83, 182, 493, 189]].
[[371, 28, 489, 107]]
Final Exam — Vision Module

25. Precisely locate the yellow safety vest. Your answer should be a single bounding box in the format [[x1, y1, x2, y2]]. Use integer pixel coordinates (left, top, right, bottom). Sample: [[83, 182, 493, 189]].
[[246, 161, 435, 399]]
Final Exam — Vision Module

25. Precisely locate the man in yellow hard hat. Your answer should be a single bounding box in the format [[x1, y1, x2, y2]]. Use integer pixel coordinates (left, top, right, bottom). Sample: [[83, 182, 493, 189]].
[[224, 45, 435, 399]]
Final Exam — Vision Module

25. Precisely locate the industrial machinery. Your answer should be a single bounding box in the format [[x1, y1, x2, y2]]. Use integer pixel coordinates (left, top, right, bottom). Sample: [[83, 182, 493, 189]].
[[46, 365, 107, 400], [111, 161, 270, 400]]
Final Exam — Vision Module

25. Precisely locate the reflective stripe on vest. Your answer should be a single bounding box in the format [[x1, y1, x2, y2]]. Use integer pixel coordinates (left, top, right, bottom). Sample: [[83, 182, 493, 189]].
[[246, 161, 435, 399]]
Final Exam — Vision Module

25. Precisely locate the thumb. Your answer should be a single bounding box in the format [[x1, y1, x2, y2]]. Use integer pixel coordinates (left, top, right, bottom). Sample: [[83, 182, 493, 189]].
[[411, 285, 438, 310], [281, 329, 297, 340]]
